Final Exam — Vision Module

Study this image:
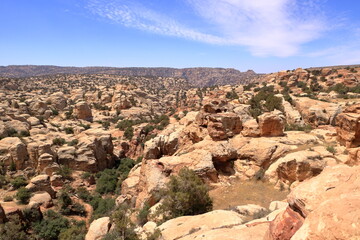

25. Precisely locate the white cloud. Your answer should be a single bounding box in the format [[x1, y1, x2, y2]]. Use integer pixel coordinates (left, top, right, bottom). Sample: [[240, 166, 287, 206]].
[[87, 0, 327, 57]]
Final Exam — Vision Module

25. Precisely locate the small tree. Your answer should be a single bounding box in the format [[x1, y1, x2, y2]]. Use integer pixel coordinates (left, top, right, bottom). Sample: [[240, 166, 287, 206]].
[[159, 168, 212, 220], [15, 187, 32, 204]]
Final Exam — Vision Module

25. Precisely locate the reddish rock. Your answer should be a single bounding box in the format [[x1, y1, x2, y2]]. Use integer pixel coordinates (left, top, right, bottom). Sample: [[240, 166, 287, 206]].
[[258, 111, 285, 137], [207, 113, 242, 141], [336, 104, 360, 148], [267, 207, 304, 240]]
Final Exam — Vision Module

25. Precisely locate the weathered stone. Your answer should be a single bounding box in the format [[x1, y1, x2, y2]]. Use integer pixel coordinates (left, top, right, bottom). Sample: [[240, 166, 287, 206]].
[[85, 217, 111, 240], [74, 101, 92, 121], [258, 111, 285, 137]]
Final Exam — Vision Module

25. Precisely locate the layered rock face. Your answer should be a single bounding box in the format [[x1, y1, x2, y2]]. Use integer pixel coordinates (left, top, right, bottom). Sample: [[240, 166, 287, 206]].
[[336, 104, 360, 148]]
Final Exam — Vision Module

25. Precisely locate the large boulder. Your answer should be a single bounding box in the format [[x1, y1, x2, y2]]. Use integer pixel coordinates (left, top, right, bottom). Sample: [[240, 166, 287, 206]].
[[0, 137, 28, 170], [293, 97, 342, 126], [283, 165, 360, 239], [265, 150, 326, 186], [158, 210, 246, 240], [206, 113, 242, 140], [258, 111, 285, 137], [26, 175, 56, 198], [28, 191, 53, 208], [144, 125, 183, 159], [336, 104, 360, 148], [68, 129, 115, 172], [231, 137, 290, 168], [267, 207, 304, 240], [85, 217, 111, 240], [241, 119, 260, 137], [48, 92, 67, 111], [74, 101, 92, 121]]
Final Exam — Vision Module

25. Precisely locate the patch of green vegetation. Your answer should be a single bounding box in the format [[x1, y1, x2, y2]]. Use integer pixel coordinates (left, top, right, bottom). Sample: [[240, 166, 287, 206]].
[[52, 138, 66, 146], [285, 123, 313, 133], [15, 187, 32, 204], [157, 168, 212, 221]]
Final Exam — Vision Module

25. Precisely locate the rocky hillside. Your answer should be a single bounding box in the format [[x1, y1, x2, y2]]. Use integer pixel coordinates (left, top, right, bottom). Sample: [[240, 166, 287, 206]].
[[0, 65, 260, 87], [0, 65, 359, 240]]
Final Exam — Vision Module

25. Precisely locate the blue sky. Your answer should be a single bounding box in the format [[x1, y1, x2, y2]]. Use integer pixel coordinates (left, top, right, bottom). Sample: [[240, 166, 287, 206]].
[[1, 0, 360, 73]]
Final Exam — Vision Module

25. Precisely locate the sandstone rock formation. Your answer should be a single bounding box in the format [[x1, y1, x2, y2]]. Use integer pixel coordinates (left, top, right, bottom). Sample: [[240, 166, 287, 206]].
[[85, 217, 111, 240], [258, 110, 285, 137]]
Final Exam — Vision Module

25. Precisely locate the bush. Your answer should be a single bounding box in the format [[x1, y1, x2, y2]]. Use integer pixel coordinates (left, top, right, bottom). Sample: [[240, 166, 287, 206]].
[[109, 205, 139, 240], [3, 195, 13, 202], [159, 168, 212, 220], [79, 123, 91, 130], [58, 221, 87, 240], [96, 169, 118, 194], [138, 202, 150, 225], [52, 138, 66, 146], [51, 109, 59, 116], [33, 210, 69, 240], [67, 139, 79, 146], [15, 187, 32, 204], [124, 127, 134, 140], [0, 216, 28, 240], [225, 89, 239, 100], [9, 161, 16, 171], [285, 124, 313, 133], [102, 121, 110, 130], [326, 145, 337, 154], [11, 176, 27, 189], [90, 196, 115, 220], [64, 127, 74, 134], [76, 187, 93, 202], [328, 83, 349, 94], [56, 165, 73, 180]]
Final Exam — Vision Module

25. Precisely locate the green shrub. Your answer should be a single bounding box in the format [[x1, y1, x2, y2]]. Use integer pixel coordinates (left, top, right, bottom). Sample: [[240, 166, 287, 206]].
[[15, 187, 32, 204], [138, 202, 150, 225], [56, 165, 73, 180], [52, 138, 66, 146], [326, 145, 337, 154], [51, 109, 59, 116], [19, 130, 30, 137], [67, 139, 78, 146], [225, 90, 239, 100], [0, 216, 28, 240], [328, 83, 349, 94], [9, 161, 16, 171], [102, 121, 110, 130], [76, 187, 93, 202], [124, 127, 134, 140], [96, 169, 118, 194], [159, 168, 212, 220], [33, 210, 70, 240], [285, 124, 313, 133], [90, 196, 115, 220], [64, 127, 74, 134], [109, 205, 139, 240], [58, 221, 87, 240], [79, 123, 91, 130], [11, 176, 27, 189], [3, 195, 13, 202]]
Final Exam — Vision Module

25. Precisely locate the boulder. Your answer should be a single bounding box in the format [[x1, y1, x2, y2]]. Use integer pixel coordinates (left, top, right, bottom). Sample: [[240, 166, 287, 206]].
[[28, 191, 53, 208], [336, 104, 360, 148], [285, 165, 360, 239], [258, 111, 285, 137], [26, 175, 56, 198], [0, 137, 28, 170], [158, 210, 246, 240], [207, 113, 242, 140], [232, 204, 268, 219], [232, 137, 290, 168], [48, 92, 67, 110], [266, 207, 304, 240], [293, 97, 342, 126], [241, 119, 260, 137], [265, 150, 326, 186], [74, 101, 92, 121], [144, 125, 183, 159], [85, 217, 111, 240]]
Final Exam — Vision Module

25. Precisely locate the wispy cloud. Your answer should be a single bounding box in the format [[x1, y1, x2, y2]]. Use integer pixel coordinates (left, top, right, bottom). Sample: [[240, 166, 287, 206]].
[[88, 0, 328, 57]]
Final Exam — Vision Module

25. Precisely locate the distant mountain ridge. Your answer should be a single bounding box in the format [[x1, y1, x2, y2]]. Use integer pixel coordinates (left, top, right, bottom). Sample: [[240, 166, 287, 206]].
[[0, 65, 260, 87]]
